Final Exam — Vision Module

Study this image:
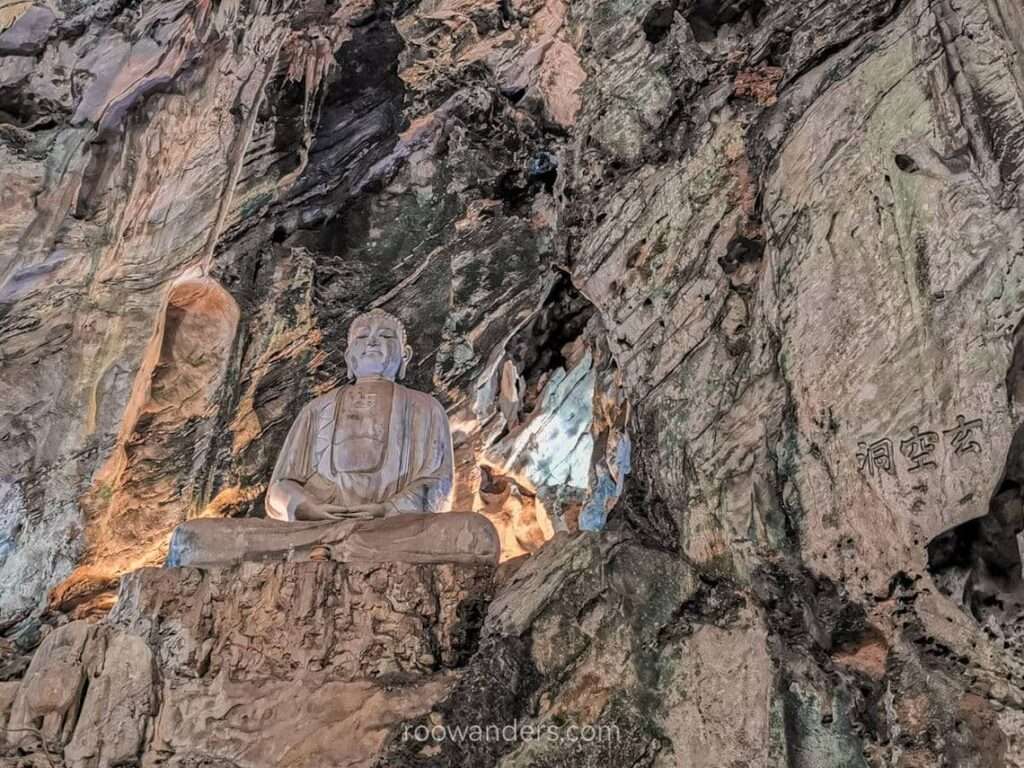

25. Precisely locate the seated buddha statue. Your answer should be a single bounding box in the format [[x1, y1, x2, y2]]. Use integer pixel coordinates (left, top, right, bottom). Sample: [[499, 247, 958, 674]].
[[166, 309, 499, 568]]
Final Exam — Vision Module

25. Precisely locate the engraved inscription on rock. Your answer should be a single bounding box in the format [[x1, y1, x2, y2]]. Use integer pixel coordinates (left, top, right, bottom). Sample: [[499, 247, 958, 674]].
[[856, 414, 984, 479]]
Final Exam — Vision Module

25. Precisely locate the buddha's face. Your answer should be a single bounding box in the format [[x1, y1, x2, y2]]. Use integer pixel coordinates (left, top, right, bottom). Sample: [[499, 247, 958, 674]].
[[345, 313, 411, 381]]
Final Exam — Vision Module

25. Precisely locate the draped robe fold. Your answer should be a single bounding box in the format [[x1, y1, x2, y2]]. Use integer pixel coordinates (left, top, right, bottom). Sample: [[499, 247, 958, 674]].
[[267, 381, 454, 519]]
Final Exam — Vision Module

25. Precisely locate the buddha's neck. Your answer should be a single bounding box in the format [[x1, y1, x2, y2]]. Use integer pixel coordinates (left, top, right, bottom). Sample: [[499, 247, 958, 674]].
[[353, 375, 395, 385]]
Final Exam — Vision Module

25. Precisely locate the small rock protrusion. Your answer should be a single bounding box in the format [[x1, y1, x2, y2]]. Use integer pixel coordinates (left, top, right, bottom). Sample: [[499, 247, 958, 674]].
[[527, 150, 559, 192], [500, 85, 527, 104]]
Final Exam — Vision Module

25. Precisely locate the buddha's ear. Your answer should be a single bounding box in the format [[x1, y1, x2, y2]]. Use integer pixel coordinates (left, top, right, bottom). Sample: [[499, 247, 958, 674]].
[[344, 347, 356, 381], [398, 344, 413, 380]]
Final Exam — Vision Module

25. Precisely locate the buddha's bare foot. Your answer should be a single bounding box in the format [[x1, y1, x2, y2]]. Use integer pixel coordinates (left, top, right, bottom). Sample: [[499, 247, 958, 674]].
[[309, 545, 332, 561]]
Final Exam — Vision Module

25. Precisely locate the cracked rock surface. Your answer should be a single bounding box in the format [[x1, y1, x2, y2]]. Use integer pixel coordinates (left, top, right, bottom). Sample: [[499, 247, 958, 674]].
[[2, 0, 1024, 764], [4, 560, 493, 767]]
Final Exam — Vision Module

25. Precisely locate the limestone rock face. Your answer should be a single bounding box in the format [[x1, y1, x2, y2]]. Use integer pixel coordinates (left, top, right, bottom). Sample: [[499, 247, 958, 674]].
[[111, 561, 493, 679], [2, 0, 1024, 765], [4, 560, 493, 767]]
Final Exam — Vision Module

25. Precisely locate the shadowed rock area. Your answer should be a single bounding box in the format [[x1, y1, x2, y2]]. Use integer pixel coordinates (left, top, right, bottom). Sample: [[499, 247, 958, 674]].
[[2, 0, 1024, 764]]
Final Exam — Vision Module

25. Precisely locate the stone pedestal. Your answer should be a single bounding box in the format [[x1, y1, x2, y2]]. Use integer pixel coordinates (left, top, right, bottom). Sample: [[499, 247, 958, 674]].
[[2, 560, 494, 768]]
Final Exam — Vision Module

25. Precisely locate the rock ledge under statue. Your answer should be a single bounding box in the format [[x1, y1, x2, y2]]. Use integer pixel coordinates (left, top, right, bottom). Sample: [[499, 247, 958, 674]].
[[1, 557, 496, 767], [167, 512, 501, 568]]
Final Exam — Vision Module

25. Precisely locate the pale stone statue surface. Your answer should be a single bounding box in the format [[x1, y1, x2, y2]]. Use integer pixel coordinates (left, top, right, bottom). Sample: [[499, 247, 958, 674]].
[[167, 309, 499, 567]]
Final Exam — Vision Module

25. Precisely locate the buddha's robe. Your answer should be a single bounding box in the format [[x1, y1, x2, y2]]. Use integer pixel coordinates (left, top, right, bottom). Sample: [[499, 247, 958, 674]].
[[166, 381, 499, 567], [266, 380, 453, 518]]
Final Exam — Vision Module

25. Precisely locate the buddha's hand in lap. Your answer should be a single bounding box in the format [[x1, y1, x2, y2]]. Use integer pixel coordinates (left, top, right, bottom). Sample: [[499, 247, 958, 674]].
[[301, 502, 390, 521]]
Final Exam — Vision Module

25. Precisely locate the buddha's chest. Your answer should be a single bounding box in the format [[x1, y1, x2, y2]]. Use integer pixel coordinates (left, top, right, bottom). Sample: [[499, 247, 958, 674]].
[[328, 382, 395, 473]]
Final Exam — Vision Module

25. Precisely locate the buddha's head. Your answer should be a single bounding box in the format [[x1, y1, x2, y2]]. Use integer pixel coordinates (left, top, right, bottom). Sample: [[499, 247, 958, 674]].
[[345, 309, 413, 381]]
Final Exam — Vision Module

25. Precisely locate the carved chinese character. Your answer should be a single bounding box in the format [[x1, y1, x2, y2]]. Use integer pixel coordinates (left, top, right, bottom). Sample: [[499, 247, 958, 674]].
[[857, 438, 896, 477], [900, 426, 939, 472], [943, 415, 983, 456]]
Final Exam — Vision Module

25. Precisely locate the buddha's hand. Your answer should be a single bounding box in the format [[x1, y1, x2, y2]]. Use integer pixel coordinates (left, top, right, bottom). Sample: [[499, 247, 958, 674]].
[[335, 503, 389, 519], [295, 502, 341, 521], [306, 502, 388, 520]]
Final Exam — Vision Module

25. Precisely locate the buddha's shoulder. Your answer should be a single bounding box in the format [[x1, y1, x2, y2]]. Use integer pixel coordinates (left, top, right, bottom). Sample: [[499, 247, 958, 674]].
[[395, 384, 446, 415], [302, 389, 342, 417], [299, 384, 445, 416]]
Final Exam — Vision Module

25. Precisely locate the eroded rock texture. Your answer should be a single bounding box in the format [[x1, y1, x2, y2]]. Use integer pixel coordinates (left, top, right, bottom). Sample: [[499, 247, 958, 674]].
[[3, 560, 492, 767], [3, 0, 1024, 765]]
